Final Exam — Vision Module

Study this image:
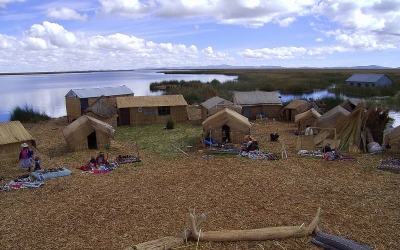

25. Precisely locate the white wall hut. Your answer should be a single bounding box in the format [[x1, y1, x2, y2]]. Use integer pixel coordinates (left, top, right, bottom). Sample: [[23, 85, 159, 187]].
[[0, 121, 36, 164], [200, 96, 242, 121], [202, 108, 251, 145], [346, 73, 392, 87], [233, 90, 282, 120], [65, 85, 133, 122]]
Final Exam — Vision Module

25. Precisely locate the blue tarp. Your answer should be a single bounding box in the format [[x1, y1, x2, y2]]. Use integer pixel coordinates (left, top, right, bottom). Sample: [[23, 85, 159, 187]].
[[32, 168, 71, 181]]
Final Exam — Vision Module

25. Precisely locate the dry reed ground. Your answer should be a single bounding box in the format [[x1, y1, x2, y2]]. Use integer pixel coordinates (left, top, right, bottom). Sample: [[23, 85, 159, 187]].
[[1, 106, 399, 250]]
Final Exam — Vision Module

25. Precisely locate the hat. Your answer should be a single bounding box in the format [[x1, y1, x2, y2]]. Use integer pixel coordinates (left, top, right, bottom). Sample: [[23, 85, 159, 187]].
[[21, 143, 29, 148]]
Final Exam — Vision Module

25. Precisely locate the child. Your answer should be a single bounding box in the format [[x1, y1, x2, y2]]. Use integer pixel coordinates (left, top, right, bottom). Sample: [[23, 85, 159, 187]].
[[34, 156, 41, 171]]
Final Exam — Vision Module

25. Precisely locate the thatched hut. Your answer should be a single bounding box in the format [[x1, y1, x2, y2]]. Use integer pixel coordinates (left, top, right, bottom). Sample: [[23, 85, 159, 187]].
[[65, 85, 133, 122], [84, 97, 118, 127], [116, 95, 188, 125], [316, 105, 350, 128], [295, 108, 321, 133], [0, 121, 36, 164], [340, 98, 361, 112], [202, 108, 251, 145], [282, 99, 309, 121], [200, 96, 242, 121], [62, 115, 115, 152], [233, 90, 282, 120]]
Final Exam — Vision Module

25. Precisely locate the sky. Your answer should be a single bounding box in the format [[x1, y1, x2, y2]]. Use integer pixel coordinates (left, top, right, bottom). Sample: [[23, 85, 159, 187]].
[[1, 0, 400, 73]]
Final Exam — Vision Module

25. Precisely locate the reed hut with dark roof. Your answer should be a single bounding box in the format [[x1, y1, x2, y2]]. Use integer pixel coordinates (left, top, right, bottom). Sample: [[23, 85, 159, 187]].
[[65, 85, 133, 122], [62, 115, 115, 152], [200, 96, 242, 121], [282, 99, 309, 121], [0, 121, 36, 164], [202, 108, 251, 145], [233, 90, 282, 120], [84, 96, 118, 127], [116, 95, 188, 125]]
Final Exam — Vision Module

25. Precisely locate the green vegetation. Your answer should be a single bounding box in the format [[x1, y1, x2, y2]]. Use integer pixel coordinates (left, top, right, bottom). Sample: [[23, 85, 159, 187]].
[[115, 123, 201, 158], [166, 119, 175, 129], [10, 104, 51, 123], [152, 69, 400, 107]]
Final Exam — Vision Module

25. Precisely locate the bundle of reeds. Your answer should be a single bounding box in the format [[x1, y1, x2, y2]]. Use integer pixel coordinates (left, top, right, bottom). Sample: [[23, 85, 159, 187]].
[[335, 102, 390, 152], [335, 102, 368, 151]]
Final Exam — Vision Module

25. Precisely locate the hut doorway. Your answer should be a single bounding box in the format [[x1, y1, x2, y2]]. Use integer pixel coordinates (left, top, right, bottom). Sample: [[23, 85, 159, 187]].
[[222, 125, 231, 143], [87, 131, 97, 149], [119, 108, 130, 126], [80, 98, 89, 115]]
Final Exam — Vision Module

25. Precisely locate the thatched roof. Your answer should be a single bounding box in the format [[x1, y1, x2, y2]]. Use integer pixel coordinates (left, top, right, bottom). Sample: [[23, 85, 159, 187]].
[[316, 105, 350, 128], [62, 115, 115, 148], [233, 90, 282, 106], [116, 95, 187, 108], [0, 121, 36, 147], [201, 96, 235, 110], [284, 99, 308, 110], [294, 108, 321, 123], [85, 97, 118, 118], [66, 85, 133, 98], [202, 108, 251, 133]]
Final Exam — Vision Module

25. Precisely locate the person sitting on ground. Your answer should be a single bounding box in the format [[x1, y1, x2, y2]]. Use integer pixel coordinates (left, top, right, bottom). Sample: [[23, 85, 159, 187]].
[[88, 156, 96, 168], [305, 125, 313, 135], [33, 156, 41, 172], [19, 142, 34, 172], [270, 133, 279, 141], [323, 143, 332, 153], [95, 152, 107, 166]]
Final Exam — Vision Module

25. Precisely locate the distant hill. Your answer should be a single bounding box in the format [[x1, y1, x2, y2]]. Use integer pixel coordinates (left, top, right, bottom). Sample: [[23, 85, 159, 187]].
[[142, 64, 394, 70]]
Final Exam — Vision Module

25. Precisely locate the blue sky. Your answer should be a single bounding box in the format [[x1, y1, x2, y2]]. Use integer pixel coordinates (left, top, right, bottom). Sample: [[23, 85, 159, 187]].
[[1, 0, 399, 73]]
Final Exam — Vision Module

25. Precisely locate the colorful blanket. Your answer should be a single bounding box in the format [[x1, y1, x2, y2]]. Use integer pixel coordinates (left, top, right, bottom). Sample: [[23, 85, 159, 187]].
[[377, 157, 400, 172], [0, 175, 44, 192], [238, 150, 279, 160], [116, 155, 141, 164], [78, 161, 120, 174]]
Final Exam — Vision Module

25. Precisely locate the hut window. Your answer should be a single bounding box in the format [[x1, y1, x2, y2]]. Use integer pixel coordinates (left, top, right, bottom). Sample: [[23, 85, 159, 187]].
[[158, 106, 170, 116]]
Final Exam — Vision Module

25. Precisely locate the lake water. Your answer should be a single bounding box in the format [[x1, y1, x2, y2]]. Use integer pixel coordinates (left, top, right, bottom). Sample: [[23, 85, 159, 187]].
[[1, 70, 399, 127], [0, 70, 237, 122]]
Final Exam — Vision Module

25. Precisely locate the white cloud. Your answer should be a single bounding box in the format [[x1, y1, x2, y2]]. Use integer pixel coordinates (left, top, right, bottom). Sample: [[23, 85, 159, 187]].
[[315, 37, 323, 42], [98, 0, 157, 18], [25, 22, 80, 48], [46, 7, 88, 21], [0, 34, 21, 49], [276, 17, 296, 27], [238, 46, 307, 59], [0, 0, 25, 8]]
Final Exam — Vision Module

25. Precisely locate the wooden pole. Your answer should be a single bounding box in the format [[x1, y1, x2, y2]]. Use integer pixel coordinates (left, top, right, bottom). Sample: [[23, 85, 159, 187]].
[[189, 208, 321, 242]]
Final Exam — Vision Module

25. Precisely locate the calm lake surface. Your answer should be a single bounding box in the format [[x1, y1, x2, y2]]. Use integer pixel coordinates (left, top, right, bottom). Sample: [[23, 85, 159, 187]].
[[0, 70, 237, 122], [1, 70, 399, 127]]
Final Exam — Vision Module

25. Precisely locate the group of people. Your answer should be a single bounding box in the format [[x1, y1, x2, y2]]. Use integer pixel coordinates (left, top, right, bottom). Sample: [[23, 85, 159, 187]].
[[19, 142, 41, 173], [242, 135, 259, 152]]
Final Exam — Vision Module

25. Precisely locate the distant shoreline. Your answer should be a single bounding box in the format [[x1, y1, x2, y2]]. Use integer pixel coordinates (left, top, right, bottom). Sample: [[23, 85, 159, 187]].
[[0, 69, 135, 76]]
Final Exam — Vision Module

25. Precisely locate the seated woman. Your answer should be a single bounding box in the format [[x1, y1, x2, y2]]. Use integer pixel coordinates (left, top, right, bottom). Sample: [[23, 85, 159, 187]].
[[95, 152, 107, 166]]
